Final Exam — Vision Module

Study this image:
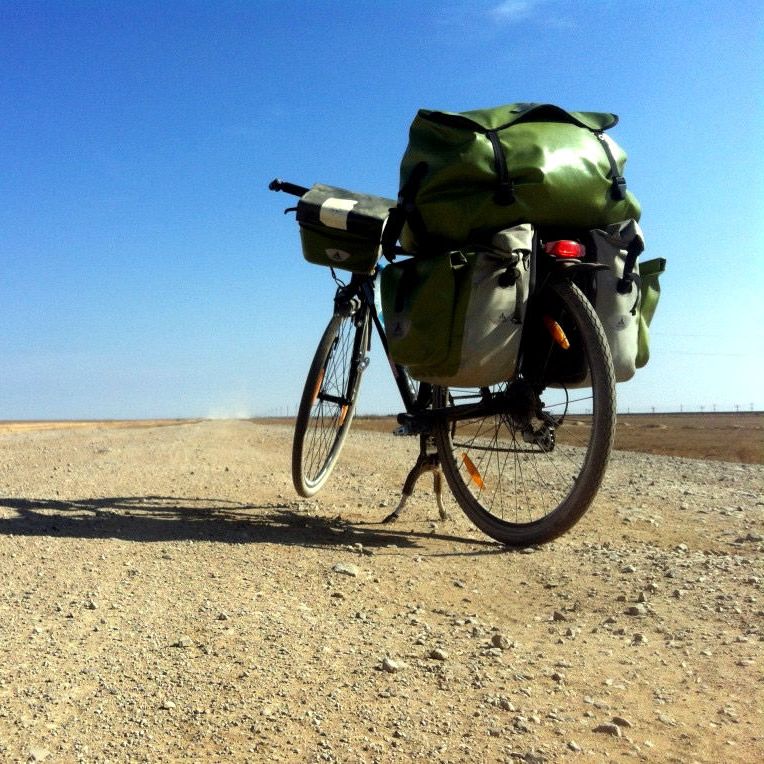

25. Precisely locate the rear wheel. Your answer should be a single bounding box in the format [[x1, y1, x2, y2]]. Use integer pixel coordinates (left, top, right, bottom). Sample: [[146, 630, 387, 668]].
[[433, 281, 616, 546], [292, 309, 370, 497]]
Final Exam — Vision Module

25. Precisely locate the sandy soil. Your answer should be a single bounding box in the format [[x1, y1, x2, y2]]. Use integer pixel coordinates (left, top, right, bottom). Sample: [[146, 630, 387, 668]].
[[0, 418, 762, 763]]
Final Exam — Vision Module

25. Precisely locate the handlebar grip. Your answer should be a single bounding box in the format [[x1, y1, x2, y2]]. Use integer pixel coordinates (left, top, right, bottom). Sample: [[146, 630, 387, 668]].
[[269, 178, 310, 197]]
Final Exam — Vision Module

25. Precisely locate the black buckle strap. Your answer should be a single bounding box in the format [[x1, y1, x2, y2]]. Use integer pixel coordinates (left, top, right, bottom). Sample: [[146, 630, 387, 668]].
[[595, 132, 628, 201], [486, 130, 515, 206], [611, 175, 628, 202]]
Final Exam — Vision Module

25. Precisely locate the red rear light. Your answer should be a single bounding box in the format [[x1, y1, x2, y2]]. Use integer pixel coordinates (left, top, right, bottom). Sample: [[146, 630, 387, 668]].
[[544, 240, 585, 259]]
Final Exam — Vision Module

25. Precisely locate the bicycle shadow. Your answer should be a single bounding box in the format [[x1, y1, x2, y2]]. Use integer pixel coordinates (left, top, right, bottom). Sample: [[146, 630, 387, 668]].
[[0, 495, 502, 554]]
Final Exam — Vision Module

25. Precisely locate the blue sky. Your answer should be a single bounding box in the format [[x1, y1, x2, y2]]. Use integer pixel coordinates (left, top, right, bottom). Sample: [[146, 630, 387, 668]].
[[1, 0, 762, 419]]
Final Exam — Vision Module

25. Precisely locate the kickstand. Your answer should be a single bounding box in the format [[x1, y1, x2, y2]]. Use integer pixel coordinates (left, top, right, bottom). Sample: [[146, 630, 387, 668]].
[[383, 433, 448, 523]]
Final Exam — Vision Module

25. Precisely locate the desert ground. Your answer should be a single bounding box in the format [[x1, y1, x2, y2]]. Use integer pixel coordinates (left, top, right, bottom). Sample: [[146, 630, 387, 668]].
[[0, 414, 761, 763]]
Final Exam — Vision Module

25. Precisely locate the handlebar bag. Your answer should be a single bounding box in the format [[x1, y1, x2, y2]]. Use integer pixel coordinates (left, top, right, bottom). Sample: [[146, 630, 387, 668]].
[[297, 184, 395, 273], [381, 225, 533, 387], [398, 102, 641, 252]]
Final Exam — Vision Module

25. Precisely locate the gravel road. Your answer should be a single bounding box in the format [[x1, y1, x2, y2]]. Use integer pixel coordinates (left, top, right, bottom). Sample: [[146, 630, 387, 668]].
[[0, 420, 762, 763]]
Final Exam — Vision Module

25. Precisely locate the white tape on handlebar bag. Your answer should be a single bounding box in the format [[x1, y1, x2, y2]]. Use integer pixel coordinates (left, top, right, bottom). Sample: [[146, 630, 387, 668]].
[[319, 198, 358, 230]]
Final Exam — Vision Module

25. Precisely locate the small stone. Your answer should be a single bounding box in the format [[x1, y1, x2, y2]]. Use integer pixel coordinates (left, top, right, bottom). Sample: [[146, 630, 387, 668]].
[[612, 715, 633, 728], [332, 562, 360, 577], [381, 656, 406, 673], [491, 633, 511, 650], [593, 722, 622, 737], [84, 599, 97, 610], [621, 564, 637, 573], [552, 610, 567, 622], [160, 700, 176, 710], [567, 741, 582, 752], [625, 604, 647, 616], [217, 612, 229, 621], [429, 647, 449, 661], [29, 749, 50, 762], [172, 636, 193, 648], [632, 633, 648, 645]]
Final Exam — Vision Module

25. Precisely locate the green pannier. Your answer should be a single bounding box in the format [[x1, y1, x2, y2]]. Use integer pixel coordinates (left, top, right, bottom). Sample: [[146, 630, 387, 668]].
[[588, 220, 645, 383], [297, 184, 395, 273], [580, 220, 665, 384], [398, 102, 641, 252], [636, 256, 666, 368], [381, 225, 533, 386]]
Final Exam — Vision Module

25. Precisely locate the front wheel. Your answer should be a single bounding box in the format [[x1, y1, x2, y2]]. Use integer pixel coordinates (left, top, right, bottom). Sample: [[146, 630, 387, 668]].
[[433, 281, 616, 546], [292, 309, 370, 497]]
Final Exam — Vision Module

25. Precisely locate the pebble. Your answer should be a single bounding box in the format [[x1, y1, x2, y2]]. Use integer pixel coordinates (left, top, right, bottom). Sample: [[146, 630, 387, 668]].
[[491, 633, 511, 650], [593, 722, 622, 737], [381, 656, 406, 673], [429, 647, 449, 660], [332, 563, 360, 577], [160, 700, 176, 710], [625, 604, 647, 616]]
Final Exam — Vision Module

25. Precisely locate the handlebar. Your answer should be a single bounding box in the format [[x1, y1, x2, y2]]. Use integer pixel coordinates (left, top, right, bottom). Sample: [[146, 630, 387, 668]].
[[269, 178, 309, 197]]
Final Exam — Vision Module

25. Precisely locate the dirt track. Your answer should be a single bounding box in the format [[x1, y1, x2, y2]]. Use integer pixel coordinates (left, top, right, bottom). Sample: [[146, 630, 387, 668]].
[[0, 419, 762, 763]]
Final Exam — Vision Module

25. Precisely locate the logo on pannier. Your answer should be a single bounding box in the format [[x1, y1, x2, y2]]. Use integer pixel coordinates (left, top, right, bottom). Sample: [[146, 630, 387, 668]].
[[325, 248, 352, 262], [493, 312, 515, 325], [390, 318, 411, 339]]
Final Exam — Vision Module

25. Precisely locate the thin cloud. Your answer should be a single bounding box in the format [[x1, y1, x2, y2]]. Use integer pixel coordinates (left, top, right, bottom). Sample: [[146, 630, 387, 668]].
[[488, 0, 546, 23]]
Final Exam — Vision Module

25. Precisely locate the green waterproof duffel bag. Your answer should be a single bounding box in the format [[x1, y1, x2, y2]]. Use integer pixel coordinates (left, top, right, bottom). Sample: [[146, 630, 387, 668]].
[[398, 102, 641, 252], [296, 184, 396, 273], [381, 225, 533, 386]]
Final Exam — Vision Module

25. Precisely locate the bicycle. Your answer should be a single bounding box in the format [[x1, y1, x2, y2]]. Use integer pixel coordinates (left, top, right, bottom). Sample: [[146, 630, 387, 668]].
[[270, 179, 617, 547]]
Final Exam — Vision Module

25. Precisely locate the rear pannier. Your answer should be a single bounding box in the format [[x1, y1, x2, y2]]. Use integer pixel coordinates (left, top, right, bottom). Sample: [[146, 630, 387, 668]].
[[296, 184, 395, 273], [381, 225, 533, 387], [586, 220, 665, 383]]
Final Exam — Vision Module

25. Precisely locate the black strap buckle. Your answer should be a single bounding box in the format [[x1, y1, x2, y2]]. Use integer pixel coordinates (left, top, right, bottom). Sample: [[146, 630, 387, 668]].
[[610, 175, 628, 201]]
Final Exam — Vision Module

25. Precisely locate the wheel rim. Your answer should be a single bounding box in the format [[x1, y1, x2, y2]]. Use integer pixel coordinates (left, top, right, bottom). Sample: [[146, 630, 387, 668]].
[[301, 316, 364, 489], [437, 381, 603, 526]]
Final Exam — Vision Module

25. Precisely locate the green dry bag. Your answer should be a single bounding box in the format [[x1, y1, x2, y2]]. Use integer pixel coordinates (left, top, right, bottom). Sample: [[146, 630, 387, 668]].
[[398, 102, 641, 252]]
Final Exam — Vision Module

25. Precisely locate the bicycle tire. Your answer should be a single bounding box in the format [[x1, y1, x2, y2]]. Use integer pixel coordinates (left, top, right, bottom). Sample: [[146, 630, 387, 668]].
[[292, 309, 370, 497], [433, 281, 616, 546]]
